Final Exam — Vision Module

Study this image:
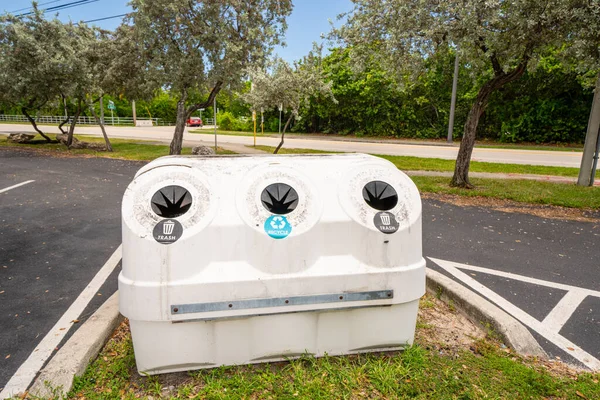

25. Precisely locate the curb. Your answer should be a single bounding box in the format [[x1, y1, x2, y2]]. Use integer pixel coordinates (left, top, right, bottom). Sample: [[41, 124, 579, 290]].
[[29, 292, 122, 398], [426, 268, 547, 359]]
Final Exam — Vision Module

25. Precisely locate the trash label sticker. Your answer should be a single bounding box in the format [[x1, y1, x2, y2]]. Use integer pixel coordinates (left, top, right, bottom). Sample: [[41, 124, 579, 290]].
[[264, 215, 292, 239], [153, 219, 183, 244], [374, 212, 399, 234]]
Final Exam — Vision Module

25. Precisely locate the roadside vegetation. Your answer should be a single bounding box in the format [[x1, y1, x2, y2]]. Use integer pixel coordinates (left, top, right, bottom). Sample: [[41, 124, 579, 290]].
[[0, 134, 234, 161], [67, 296, 600, 400]]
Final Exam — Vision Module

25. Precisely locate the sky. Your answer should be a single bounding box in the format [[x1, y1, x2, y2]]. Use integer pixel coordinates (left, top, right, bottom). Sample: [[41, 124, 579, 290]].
[[1, 0, 354, 62]]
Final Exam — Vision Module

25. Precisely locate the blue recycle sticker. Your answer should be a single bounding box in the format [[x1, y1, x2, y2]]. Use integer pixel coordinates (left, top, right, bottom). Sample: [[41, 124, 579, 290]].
[[264, 215, 292, 239]]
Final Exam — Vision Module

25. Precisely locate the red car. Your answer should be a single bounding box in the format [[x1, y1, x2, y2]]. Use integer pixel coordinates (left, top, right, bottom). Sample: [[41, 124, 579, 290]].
[[186, 117, 203, 127]]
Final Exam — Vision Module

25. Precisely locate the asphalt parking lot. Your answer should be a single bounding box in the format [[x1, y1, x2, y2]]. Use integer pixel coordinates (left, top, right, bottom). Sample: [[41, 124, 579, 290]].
[[1, 147, 599, 394], [0, 148, 143, 393]]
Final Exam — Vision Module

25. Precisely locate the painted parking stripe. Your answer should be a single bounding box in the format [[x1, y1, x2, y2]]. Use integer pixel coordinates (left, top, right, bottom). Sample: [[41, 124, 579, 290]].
[[542, 291, 589, 333], [429, 257, 600, 371], [0, 246, 122, 399], [0, 180, 35, 194]]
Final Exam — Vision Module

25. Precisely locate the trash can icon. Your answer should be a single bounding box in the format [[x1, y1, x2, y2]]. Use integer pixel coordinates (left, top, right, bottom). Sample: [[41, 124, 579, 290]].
[[162, 220, 175, 235], [120, 154, 425, 374]]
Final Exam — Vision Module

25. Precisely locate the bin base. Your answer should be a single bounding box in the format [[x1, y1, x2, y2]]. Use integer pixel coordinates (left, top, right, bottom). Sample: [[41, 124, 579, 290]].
[[130, 300, 419, 375]]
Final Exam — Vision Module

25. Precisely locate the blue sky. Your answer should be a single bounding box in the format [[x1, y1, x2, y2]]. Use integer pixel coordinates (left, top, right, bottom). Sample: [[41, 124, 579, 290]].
[[2, 0, 353, 62]]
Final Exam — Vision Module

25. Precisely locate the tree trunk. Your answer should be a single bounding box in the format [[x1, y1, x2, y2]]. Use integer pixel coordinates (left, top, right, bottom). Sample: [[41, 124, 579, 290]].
[[274, 113, 294, 154], [170, 95, 188, 155], [59, 94, 69, 134], [67, 100, 82, 148], [170, 82, 224, 155], [21, 107, 52, 142], [577, 72, 600, 186], [89, 98, 113, 152], [451, 62, 528, 188]]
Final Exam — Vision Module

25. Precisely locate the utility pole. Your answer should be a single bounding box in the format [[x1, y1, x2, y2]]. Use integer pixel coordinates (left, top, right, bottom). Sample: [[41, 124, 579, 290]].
[[577, 73, 600, 186], [214, 96, 217, 152], [100, 96, 104, 125], [447, 52, 459, 143], [132, 100, 137, 126], [278, 104, 283, 135]]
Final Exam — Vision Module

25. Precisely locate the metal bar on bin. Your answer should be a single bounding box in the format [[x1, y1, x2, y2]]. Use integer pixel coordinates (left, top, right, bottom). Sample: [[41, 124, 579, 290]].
[[171, 290, 394, 315]]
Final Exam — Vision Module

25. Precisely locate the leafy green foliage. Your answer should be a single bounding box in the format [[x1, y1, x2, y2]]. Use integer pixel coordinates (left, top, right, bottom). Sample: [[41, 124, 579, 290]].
[[69, 322, 600, 399]]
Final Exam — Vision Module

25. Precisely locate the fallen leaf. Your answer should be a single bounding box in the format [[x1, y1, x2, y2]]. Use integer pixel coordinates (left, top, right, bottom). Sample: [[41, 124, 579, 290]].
[[5, 354, 10, 359], [567, 347, 575, 351], [59, 328, 65, 331], [462, 364, 468, 369], [576, 391, 588, 399], [71, 319, 80, 324]]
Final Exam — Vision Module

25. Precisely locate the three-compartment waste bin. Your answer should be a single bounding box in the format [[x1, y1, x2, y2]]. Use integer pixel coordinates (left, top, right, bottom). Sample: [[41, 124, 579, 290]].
[[119, 153, 425, 375]]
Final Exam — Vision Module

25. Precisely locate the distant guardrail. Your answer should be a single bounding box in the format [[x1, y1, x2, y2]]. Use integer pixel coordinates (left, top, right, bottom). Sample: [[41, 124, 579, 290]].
[[0, 114, 172, 126]]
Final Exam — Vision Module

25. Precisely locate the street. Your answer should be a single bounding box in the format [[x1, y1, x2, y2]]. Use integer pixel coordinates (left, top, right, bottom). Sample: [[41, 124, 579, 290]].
[[0, 123, 584, 167], [0, 148, 598, 396]]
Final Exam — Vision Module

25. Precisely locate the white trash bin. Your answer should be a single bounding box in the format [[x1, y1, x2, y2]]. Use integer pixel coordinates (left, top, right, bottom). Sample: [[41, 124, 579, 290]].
[[119, 153, 425, 375]]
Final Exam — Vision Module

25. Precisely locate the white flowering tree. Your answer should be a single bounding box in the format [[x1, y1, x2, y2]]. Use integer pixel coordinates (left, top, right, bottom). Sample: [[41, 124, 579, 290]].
[[333, 0, 585, 187], [0, 6, 72, 142], [244, 46, 336, 153], [122, 0, 293, 155]]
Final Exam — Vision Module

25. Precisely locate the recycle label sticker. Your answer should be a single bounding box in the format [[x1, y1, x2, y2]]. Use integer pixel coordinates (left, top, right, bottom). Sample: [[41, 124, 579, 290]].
[[264, 215, 292, 239], [373, 212, 399, 234], [153, 219, 183, 244]]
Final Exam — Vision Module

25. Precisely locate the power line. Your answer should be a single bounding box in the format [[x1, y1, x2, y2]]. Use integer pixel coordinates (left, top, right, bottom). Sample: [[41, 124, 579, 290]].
[[17, 0, 99, 17], [10, 0, 66, 13], [82, 13, 127, 24]]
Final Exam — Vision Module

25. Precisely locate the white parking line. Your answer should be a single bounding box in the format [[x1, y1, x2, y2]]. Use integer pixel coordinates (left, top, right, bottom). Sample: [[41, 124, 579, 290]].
[[0, 180, 35, 194], [429, 257, 600, 371], [0, 246, 122, 399], [543, 291, 589, 333]]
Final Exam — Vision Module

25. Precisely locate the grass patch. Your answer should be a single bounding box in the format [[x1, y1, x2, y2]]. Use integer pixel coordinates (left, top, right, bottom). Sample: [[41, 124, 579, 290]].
[[252, 145, 338, 154], [379, 154, 579, 177], [252, 145, 580, 177], [68, 322, 600, 400], [413, 176, 600, 209], [0, 134, 235, 161]]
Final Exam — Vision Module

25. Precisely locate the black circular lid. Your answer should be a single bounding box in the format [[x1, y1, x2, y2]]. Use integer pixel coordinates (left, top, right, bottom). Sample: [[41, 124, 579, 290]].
[[261, 183, 299, 215], [151, 185, 192, 218], [362, 181, 398, 211]]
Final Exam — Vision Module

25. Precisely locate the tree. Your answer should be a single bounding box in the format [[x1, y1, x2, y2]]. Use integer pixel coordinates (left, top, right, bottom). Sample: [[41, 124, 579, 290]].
[[121, 0, 292, 155], [568, 2, 600, 186], [244, 46, 336, 153], [333, 0, 582, 187], [0, 5, 73, 142], [60, 23, 114, 151]]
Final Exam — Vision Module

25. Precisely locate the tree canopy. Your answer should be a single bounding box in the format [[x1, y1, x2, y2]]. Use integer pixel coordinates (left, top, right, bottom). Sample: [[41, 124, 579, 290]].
[[332, 0, 590, 187], [122, 0, 293, 154]]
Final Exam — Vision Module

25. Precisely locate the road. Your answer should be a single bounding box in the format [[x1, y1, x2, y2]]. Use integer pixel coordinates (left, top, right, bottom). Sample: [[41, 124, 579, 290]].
[[0, 123, 584, 167], [0, 148, 597, 396]]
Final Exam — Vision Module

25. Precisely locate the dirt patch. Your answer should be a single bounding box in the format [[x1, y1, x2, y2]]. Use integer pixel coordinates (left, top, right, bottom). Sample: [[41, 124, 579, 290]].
[[416, 294, 485, 355], [422, 193, 600, 223]]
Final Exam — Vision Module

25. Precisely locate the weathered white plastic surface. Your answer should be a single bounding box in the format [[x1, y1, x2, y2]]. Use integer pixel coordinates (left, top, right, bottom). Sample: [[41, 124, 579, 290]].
[[120, 154, 425, 374]]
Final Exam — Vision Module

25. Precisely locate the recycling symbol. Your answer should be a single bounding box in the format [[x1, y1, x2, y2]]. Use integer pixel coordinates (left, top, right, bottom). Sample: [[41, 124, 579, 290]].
[[264, 215, 292, 239], [270, 216, 287, 229]]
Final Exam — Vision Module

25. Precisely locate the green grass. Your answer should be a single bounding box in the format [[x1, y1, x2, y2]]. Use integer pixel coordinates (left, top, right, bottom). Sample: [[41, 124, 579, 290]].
[[474, 141, 583, 152], [252, 145, 580, 177], [252, 145, 338, 154], [0, 134, 236, 160], [413, 176, 600, 209], [66, 322, 600, 400], [379, 154, 580, 177]]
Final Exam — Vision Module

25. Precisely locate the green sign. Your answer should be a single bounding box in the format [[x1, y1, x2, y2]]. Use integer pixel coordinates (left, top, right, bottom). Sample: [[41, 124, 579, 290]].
[[107, 100, 116, 111]]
